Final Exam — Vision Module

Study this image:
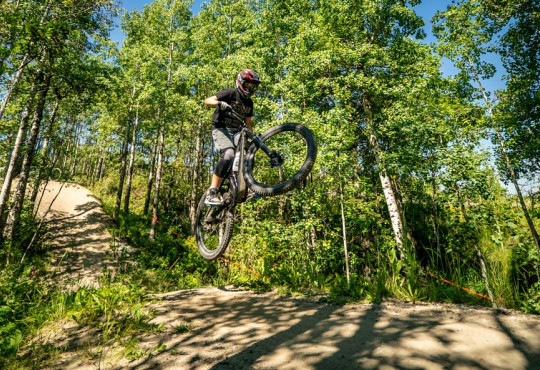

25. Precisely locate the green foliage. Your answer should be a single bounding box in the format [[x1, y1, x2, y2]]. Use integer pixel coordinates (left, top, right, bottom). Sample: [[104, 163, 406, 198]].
[[174, 322, 194, 334], [522, 281, 540, 314]]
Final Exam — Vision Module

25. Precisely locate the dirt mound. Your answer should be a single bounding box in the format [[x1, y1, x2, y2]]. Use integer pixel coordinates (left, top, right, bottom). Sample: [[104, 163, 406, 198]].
[[52, 286, 539, 369]]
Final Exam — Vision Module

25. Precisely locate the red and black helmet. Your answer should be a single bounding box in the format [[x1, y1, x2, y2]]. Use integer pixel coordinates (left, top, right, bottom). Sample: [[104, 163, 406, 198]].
[[236, 69, 261, 97]]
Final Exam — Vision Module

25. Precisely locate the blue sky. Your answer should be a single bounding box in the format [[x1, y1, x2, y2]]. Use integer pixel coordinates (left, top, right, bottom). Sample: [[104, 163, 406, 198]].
[[109, 0, 505, 95]]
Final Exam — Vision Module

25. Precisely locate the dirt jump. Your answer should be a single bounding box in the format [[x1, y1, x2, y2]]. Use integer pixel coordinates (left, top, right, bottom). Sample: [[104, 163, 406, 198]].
[[36, 181, 540, 369]]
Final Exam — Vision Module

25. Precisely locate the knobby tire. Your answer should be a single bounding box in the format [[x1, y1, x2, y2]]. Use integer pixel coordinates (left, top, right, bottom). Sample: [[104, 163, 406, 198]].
[[244, 123, 317, 196], [195, 189, 235, 260]]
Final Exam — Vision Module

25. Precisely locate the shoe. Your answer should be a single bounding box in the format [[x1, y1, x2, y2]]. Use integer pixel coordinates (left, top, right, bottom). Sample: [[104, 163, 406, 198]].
[[204, 188, 223, 206]]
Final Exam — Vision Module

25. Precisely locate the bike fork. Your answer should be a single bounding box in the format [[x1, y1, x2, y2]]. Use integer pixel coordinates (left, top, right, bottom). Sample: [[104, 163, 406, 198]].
[[244, 129, 283, 167]]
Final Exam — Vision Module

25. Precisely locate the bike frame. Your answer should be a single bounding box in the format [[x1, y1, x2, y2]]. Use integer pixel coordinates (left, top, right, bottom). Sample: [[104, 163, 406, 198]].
[[214, 113, 279, 213]]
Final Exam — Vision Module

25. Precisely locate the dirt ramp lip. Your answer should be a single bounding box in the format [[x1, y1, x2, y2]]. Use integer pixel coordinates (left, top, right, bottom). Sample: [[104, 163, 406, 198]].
[[122, 286, 540, 369]]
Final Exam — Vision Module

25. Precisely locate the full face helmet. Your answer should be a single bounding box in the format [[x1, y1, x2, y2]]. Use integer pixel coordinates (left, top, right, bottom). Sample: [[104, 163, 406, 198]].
[[236, 69, 261, 97]]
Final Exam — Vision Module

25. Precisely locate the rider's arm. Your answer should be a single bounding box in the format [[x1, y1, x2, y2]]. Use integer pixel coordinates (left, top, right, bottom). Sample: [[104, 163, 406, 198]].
[[205, 95, 219, 107], [245, 117, 253, 132]]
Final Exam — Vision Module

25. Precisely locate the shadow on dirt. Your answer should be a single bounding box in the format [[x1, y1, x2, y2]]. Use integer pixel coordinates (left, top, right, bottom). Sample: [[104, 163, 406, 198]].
[[42, 196, 114, 285], [117, 289, 540, 370]]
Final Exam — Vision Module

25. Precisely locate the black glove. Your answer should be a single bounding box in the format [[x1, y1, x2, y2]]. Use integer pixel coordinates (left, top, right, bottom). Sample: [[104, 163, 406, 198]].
[[218, 101, 232, 111]]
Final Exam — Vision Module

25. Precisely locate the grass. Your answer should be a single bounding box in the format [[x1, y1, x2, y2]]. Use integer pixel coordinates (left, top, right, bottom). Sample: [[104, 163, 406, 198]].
[[174, 322, 194, 334], [0, 271, 164, 369]]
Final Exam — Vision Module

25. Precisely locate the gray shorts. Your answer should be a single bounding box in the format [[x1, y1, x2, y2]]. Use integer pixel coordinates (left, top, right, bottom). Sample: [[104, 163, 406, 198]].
[[212, 127, 241, 152]]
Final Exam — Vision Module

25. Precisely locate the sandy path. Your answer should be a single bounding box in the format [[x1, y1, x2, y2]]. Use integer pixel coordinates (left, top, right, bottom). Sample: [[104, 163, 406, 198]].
[[36, 181, 114, 288], [112, 288, 540, 369], [35, 182, 540, 369]]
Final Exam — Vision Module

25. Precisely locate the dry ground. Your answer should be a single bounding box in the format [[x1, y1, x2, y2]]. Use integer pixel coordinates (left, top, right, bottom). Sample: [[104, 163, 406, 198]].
[[35, 181, 114, 289], [35, 181, 540, 369]]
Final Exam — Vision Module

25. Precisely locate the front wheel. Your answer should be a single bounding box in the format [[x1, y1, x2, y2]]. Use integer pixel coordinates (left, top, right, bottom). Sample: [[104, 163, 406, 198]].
[[244, 123, 317, 196], [195, 190, 235, 260]]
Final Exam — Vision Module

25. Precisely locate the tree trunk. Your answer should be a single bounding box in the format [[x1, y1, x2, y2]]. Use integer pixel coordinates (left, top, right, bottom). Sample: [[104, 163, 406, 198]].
[[30, 98, 60, 205], [189, 115, 203, 234], [92, 149, 104, 185], [165, 169, 175, 214], [62, 140, 70, 170], [5, 72, 51, 243], [0, 75, 42, 240], [149, 14, 173, 238], [475, 244, 496, 307], [430, 161, 441, 263], [149, 126, 165, 241], [363, 96, 407, 262], [69, 123, 82, 177], [340, 182, 350, 285], [144, 138, 157, 216], [376, 159, 406, 260], [1, 132, 15, 177], [367, 133, 407, 261], [98, 156, 105, 181], [495, 127, 540, 249], [113, 86, 136, 222], [123, 103, 139, 214], [0, 55, 29, 123]]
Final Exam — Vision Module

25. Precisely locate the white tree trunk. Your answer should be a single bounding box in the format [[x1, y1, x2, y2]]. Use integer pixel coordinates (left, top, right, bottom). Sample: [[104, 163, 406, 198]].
[[340, 182, 350, 284], [369, 133, 406, 261], [190, 115, 203, 234], [144, 139, 157, 215], [150, 126, 165, 241], [5, 73, 51, 243], [113, 86, 136, 221], [123, 102, 139, 214], [0, 75, 43, 238], [0, 55, 29, 122]]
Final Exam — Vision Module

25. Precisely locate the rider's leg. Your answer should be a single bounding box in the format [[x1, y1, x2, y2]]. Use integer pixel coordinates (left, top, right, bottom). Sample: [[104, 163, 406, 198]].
[[211, 174, 223, 189], [206, 148, 235, 206], [206, 128, 237, 206], [212, 148, 235, 187]]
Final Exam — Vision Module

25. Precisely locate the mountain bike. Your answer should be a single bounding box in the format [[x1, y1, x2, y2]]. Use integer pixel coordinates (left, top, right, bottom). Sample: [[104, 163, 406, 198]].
[[195, 111, 317, 260]]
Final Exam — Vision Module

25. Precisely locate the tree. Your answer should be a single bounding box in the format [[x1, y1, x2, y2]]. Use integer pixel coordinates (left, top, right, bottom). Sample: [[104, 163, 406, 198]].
[[433, 0, 540, 250], [0, 0, 117, 244]]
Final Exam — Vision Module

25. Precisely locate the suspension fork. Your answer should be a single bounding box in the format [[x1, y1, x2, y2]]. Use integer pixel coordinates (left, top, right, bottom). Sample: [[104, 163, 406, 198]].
[[243, 127, 283, 167], [229, 110, 282, 166], [243, 128, 271, 156]]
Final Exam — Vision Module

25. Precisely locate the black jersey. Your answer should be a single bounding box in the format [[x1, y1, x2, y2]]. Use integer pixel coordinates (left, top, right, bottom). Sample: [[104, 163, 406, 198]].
[[211, 88, 253, 129]]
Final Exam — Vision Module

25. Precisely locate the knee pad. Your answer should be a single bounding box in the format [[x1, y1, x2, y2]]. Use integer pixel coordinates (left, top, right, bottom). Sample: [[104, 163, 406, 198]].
[[214, 148, 235, 177], [221, 148, 235, 161]]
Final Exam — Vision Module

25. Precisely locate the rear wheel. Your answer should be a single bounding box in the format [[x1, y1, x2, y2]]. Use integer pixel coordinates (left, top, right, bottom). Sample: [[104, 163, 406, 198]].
[[195, 189, 235, 260], [244, 123, 317, 196]]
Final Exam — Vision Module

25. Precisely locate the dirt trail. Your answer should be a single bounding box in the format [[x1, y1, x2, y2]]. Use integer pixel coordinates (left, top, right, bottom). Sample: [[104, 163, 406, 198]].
[[37, 182, 540, 369], [36, 181, 114, 288]]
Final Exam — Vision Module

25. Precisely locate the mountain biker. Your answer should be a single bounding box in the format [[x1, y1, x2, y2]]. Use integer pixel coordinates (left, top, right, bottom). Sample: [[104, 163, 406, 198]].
[[204, 68, 262, 206]]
